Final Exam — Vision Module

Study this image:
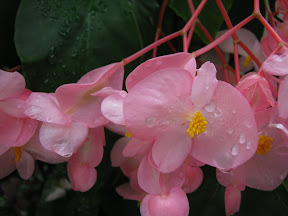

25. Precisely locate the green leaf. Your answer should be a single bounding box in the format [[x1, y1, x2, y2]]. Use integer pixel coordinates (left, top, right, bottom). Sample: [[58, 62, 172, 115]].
[[15, 0, 158, 92], [168, 0, 234, 45]]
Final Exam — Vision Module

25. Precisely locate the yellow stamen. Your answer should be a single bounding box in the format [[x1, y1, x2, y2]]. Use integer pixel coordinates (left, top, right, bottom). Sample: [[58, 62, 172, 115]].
[[187, 111, 208, 139], [14, 147, 22, 162], [243, 55, 252, 68], [256, 135, 273, 155], [125, 129, 132, 138]]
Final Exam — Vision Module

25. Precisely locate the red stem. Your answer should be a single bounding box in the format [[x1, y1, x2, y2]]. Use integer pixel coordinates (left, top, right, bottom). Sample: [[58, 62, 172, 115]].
[[254, 0, 260, 13], [7, 65, 21, 72]]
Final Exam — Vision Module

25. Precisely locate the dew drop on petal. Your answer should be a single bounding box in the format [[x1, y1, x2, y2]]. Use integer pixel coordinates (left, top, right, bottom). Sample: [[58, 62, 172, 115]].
[[246, 141, 251, 149], [157, 120, 170, 131], [204, 102, 216, 112], [214, 108, 222, 117], [219, 168, 232, 173], [232, 108, 236, 114], [47, 117, 52, 122], [244, 120, 253, 128], [16, 104, 22, 109], [227, 128, 233, 134], [238, 134, 246, 144], [231, 145, 239, 156], [30, 114, 36, 119], [145, 117, 156, 128]]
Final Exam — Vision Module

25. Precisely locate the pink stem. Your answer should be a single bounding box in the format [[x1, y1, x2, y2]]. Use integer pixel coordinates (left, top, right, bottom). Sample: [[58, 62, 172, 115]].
[[254, 0, 260, 13], [186, 23, 196, 49], [258, 45, 282, 76], [152, 0, 169, 57], [233, 44, 241, 83], [183, 34, 188, 52], [194, 15, 254, 57]]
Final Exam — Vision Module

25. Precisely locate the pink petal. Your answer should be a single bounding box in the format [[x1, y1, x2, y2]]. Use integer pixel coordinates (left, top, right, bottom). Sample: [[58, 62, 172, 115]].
[[0, 70, 25, 100], [152, 126, 192, 173], [124, 68, 193, 141], [262, 49, 288, 76], [216, 166, 246, 191], [140, 194, 153, 216], [16, 150, 35, 180], [104, 122, 126, 136], [225, 184, 241, 216], [182, 166, 203, 193], [0, 110, 23, 147], [111, 137, 129, 167], [25, 93, 71, 124], [39, 122, 88, 157], [126, 52, 196, 91], [138, 155, 162, 194], [191, 81, 258, 170], [186, 154, 206, 167], [159, 165, 186, 193], [116, 183, 145, 201], [121, 154, 144, 177], [278, 76, 288, 119], [148, 187, 189, 216], [13, 118, 38, 147], [0, 149, 16, 179], [0, 98, 26, 118], [123, 138, 152, 158], [101, 91, 127, 125], [67, 163, 97, 192], [69, 127, 105, 167], [192, 61, 218, 110]]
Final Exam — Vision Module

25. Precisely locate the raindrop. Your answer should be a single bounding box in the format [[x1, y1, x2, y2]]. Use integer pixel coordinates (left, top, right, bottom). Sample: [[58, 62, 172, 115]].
[[30, 114, 36, 119], [214, 108, 222, 117], [47, 117, 52, 123], [16, 104, 22, 109], [63, 153, 72, 157], [227, 128, 233, 134], [219, 168, 232, 173], [232, 108, 236, 114], [145, 117, 156, 128], [244, 120, 253, 128], [157, 120, 170, 131], [204, 102, 216, 113], [246, 141, 251, 149], [231, 145, 239, 156], [238, 134, 246, 144]]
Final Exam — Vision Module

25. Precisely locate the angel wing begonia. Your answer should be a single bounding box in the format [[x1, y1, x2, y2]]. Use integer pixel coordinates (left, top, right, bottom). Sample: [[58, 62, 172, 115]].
[[123, 58, 258, 173]]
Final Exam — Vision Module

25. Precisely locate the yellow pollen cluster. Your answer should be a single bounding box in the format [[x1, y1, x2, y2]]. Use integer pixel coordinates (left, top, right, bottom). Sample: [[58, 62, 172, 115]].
[[256, 135, 273, 155], [125, 129, 132, 138], [14, 147, 22, 162], [187, 111, 208, 139], [243, 55, 252, 68]]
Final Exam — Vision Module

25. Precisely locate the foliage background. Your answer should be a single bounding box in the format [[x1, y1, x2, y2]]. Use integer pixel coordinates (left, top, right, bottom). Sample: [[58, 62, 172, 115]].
[[1, 0, 288, 215]]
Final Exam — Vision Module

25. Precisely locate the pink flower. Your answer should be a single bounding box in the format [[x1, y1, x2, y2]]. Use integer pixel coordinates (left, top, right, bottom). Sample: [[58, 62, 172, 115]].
[[123, 54, 258, 173]]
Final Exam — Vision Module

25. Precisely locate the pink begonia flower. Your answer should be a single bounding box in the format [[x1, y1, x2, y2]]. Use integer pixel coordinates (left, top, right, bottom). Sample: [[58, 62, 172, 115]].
[[138, 156, 189, 216], [261, 20, 288, 56], [67, 127, 105, 192], [123, 57, 258, 173], [0, 125, 66, 180], [236, 72, 276, 112], [216, 28, 266, 72], [262, 49, 288, 76], [0, 70, 38, 148], [25, 63, 124, 157]]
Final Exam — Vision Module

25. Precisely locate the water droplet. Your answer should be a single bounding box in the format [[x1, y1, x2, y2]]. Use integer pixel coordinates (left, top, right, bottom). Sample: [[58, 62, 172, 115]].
[[227, 128, 233, 134], [244, 120, 253, 128], [37, 95, 42, 98], [232, 108, 236, 114], [214, 108, 222, 117], [63, 153, 72, 157], [16, 104, 22, 109], [112, 103, 118, 108], [246, 141, 251, 149], [231, 145, 239, 156], [219, 168, 232, 173], [238, 134, 246, 144], [218, 118, 225, 124], [47, 117, 52, 122], [30, 114, 36, 119], [53, 139, 71, 156], [157, 120, 170, 131], [204, 102, 216, 112], [145, 117, 156, 128], [275, 146, 288, 155]]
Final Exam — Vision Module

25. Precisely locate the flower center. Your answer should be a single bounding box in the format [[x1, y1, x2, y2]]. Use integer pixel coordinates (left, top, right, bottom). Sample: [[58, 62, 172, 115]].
[[125, 129, 132, 138], [256, 135, 273, 155], [187, 111, 207, 139], [243, 55, 252, 68], [14, 147, 22, 162]]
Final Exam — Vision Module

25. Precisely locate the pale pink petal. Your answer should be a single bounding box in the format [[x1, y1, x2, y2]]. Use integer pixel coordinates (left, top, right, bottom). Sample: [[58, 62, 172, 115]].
[[0, 70, 25, 100], [140, 194, 153, 216], [152, 126, 192, 173], [121, 154, 144, 177], [16, 150, 35, 180], [116, 183, 145, 201], [278, 76, 288, 119], [159, 165, 186, 193], [25, 93, 71, 124], [0, 149, 16, 179], [254, 107, 278, 131], [216, 166, 246, 191], [148, 187, 189, 216], [13, 118, 38, 147], [186, 154, 206, 167], [67, 163, 97, 192], [182, 166, 203, 193], [225, 184, 241, 216], [262, 49, 288, 76], [104, 122, 126, 136], [192, 61, 218, 110], [138, 155, 162, 194], [124, 68, 193, 141], [130, 170, 145, 193], [123, 138, 152, 158], [101, 91, 127, 125], [39, 122, 88, 157], [68, 127, 104, 167], [0, 98, 26, 118], [239, 55, 254, 73], [245, 127, 288, 191], [0, 110, 23, 147], [126, 53, 196, 91], [111, 137, 129, 167], [191, 81, 258, 170]]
